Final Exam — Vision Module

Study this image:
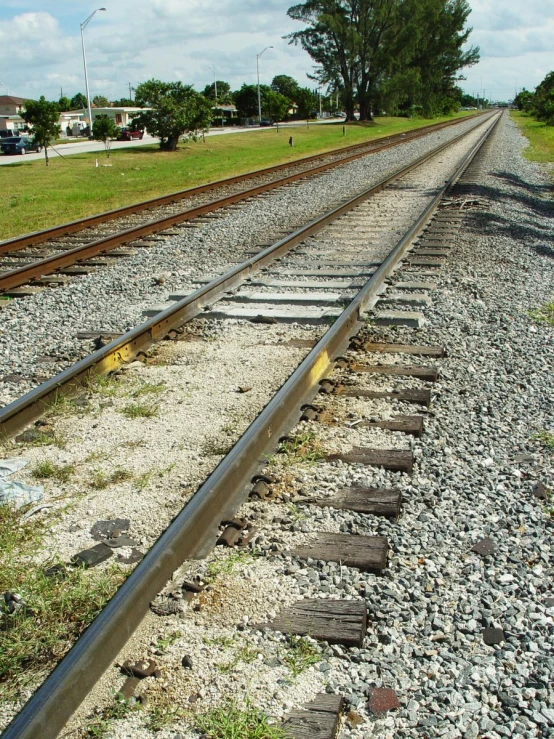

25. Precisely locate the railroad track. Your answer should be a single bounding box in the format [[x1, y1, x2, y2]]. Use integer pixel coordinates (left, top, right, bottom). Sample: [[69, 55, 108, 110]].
[[1, 113, 502, 738], [0, 114, 487, 296]]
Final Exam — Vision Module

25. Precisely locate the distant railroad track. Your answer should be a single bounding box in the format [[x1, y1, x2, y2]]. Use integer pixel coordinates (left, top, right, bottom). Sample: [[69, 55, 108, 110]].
[[0, 114, 486, 296]]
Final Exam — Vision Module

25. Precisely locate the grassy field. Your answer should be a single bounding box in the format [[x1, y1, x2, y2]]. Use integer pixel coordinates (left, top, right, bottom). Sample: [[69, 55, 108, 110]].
[[1, 113, 475, 240], [511, 111, 554, 168]]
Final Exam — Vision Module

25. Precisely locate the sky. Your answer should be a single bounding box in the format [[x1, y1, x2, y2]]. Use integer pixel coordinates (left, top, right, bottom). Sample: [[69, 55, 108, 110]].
[[0, 0, 552, 104]]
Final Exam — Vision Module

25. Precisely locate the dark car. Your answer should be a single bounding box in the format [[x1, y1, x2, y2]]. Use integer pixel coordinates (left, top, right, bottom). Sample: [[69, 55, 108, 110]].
[[259, 118, 274, 126], [117, 128, 144, 141], [0, 136, 42, 155]]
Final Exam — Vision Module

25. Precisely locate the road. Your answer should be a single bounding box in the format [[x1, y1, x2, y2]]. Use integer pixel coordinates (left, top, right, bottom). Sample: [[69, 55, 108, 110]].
[[0, 118, 345, 166]]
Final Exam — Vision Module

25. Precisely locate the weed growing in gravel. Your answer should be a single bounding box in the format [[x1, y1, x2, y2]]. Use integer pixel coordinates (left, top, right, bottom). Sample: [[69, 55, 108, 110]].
[[146, 704, 187, 732], [86, 373, 123, 397], [281, 635, 321, 677], [85, 693, 136, 738], [528, 302, 554, 327], [204, 634, 235, 648], [43, 393, 85, 418], [154, 630, 181, 653], [121, 402, 159, 419], [32, 460, 75, 482], [206, 551, 255, 582], [534, 431, 554, 450], [195, 699, 288, 739], [277, 431, 327, 466], [131, 382, 166, 398], [90, 468, 134, 489], [135, 463, 175, 491], [17, 430, 67, 449], [0, 506, 125, 700]]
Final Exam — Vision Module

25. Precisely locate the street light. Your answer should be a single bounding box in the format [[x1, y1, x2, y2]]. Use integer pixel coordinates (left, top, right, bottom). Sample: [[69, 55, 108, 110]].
[[208, 66, 218, 103], [256, 46, 273, 123], [81, 7, 106, 138]]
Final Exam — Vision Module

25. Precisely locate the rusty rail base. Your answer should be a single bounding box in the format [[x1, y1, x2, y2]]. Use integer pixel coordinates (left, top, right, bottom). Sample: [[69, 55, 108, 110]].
[[0, 113, 498, 440], [0, 113, 502, 739], [0, 115, 490, 294]]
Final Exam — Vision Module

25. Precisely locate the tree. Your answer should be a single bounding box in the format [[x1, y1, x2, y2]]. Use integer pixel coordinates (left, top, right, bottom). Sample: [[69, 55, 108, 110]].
[[70, 92, 88, 110], [234, 84, 260, 117], [513, 89, 534, 112], [58, 96, 72, 111], [111, 97, 135, 107], [234, 84, 289, 121], [533, 72, 554, 125], [92, 95, 110, 108], [287, 0, 479, 121], [22, 97, 60, 166], [271, 75, 301, 101], [296, 87, 319, 117], [203, 80, 232, 103], [92, 115, 119, 157], [133, 80, 213, 151]]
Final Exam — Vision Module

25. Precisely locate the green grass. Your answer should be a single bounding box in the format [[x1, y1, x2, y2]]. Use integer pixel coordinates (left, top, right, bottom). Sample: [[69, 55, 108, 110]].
[[0, 505, 125, 700], [0, 113, 476, 240], [195, 700, 288, 739], [534, 431, 554, 450], [206, 550, 255, 582], [85, 693, 135, 738], [90, 467, 134, 489], [281, 635, 321, 677], [32, 460, 75, 482], [511, 111, 554, 167], [276, 431, 327, 466], [528, 302, 554, 327], [121, 401, 158, 419]]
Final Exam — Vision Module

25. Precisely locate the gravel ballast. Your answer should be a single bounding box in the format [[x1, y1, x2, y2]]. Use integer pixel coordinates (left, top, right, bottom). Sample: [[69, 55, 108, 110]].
[[84, 113, 553, 738], [0, 115, 488, 407], [2, 114, 552, 738]]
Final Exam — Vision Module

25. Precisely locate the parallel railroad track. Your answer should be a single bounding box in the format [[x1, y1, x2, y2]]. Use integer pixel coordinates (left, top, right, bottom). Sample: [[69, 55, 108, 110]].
[[0, 113, 487, 296], [1, 112, 502, 739]]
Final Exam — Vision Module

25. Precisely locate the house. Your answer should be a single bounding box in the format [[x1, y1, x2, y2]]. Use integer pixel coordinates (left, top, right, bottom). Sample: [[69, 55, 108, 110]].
[[59, 107, 149, 136], [212, 103, 238, 125], [0, 95, 29, 134]]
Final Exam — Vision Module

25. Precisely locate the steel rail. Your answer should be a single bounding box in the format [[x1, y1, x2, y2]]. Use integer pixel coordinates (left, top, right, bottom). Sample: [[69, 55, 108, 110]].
[[0, 115, 488, 286], [0, 114, 498, 440], [0, 113, 502, 739]]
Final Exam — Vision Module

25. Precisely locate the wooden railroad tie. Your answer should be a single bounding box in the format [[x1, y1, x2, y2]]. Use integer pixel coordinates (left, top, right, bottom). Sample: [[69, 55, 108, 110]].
[[328, 447, 414, 474], [310, 487, 401, 518], [259, 598, 368, 647], [347, 363, 438, 382], [288, 532, 389, 573], [331, 385, 431, 407], [349, 339, 446, 357], [283, 694, 344, 739]]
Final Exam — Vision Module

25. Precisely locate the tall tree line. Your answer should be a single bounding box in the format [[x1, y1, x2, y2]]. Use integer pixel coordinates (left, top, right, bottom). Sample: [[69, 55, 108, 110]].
[[286, 0, 479, 121]]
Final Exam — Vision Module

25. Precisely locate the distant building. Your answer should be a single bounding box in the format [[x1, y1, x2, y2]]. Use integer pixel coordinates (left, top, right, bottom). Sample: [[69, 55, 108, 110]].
[[212, 103, 238, 125], [0, 95, 30, 134], [60, 107, 149, 136]]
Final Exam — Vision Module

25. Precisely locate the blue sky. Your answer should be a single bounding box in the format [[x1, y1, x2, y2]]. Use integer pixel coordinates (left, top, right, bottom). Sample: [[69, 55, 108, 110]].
[[0, 1, 552, 103]]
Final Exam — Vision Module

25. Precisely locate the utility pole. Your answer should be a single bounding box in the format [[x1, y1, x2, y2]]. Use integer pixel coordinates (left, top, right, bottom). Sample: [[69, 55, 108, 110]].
[[128, 82, 133, 102], [256, 46, 273, 122]]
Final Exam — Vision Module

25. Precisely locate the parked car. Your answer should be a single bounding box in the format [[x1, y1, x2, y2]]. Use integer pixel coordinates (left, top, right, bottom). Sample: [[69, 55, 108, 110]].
[[259, 118, 274, 127], [117, 128, 144, 141], [0, 136, 42, 155]]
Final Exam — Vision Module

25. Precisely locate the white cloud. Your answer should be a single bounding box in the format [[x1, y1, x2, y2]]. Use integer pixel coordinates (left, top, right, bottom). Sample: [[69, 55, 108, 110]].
[[0, 1, 552, 103]]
